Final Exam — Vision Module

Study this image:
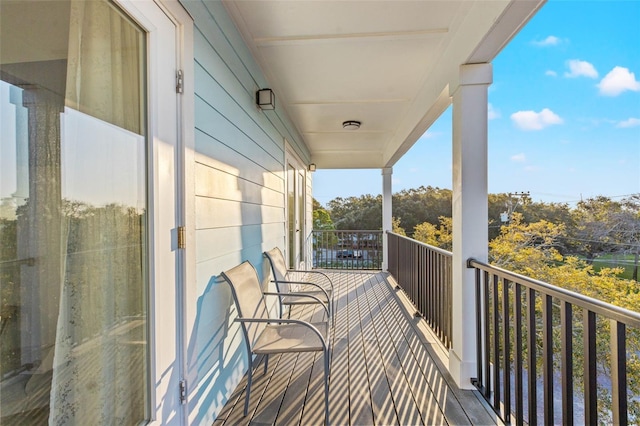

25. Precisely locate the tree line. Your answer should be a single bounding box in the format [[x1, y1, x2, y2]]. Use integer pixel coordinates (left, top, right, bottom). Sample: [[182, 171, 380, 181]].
[[314, 186, 640, 281]]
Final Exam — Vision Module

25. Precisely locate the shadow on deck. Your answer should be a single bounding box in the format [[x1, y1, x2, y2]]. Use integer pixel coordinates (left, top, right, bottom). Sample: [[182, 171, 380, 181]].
[[213, 271, 499, 425]]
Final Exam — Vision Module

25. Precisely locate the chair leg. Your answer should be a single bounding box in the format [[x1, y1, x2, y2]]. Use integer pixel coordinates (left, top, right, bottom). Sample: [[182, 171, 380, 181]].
[[244, 357, 253, 416], [324, 348, 330, 426]]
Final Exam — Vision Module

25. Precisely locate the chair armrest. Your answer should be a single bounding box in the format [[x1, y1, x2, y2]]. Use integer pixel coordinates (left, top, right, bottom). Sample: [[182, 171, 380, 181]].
[[263, 291, 330, 318], [270, 280, 331, 298], [286, 270, 334, 291]]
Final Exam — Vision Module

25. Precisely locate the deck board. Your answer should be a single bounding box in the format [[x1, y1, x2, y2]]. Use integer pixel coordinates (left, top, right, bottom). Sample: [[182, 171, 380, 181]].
[[214, 271, 498, 426]]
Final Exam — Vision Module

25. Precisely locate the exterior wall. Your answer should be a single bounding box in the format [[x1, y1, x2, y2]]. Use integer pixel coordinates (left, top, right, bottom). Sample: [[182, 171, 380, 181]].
[[178, 1, 311, 423]]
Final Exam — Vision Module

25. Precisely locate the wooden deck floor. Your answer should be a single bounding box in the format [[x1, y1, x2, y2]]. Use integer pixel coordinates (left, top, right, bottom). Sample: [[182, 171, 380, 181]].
[[213, 271, 499, 426]]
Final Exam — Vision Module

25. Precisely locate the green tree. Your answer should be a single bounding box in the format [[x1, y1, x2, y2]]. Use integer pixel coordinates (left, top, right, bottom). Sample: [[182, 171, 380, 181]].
[[313, 205, 334, 231], [393, 186, 452, 237], [327, 194, 382, 230], [489, 213, 640, 422], [569, 196, 624, 262], [413, 216, 452, 250], [615, 195, 640, 281], [391, 216, 406, 236]]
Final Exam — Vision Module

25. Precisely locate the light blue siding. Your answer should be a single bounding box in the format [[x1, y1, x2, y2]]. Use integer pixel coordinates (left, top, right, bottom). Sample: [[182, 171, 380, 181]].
[[179, 0, 310, 423]]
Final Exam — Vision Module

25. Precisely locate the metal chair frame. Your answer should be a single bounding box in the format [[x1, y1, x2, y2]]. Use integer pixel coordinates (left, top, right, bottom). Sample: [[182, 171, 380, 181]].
[[221, 261, 331, 425]]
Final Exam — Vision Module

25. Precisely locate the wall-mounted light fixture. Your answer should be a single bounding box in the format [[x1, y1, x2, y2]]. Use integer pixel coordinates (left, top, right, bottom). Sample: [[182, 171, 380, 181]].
[[256, 88, 275, 110], [342, 120, 361, 130], [308, 163, 317, 172]]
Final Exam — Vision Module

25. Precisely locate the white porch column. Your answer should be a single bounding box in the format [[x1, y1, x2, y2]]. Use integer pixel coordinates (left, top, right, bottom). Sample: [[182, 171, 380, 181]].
[[449, 63, 491, 389], [381, 167, 393, 271]]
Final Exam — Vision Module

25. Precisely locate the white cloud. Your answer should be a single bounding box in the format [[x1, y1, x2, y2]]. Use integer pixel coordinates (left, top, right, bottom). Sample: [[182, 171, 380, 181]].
[[617, 117, 640, 128], [564, 60, 598, 78], [533, 36, 560, 47], [510, 108, 564, 131], [598, 66, 640, 96], [511, 153, 526, 162], [421, 131, 439, 140], [488, 103, 500, 120], [545, 70, 558, 77]]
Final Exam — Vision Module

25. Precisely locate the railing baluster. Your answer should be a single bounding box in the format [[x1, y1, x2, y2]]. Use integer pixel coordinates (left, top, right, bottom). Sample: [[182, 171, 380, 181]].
[[436, 250, 441, 336], [561, 301, 573, 425], [611, 319, 628, 426], [384, 233, 453, 349], [475, 267, 483, 392], [502, 278, 511, 422], [514, 283, 523, 426], [583, 309, 597, 425], [312, 229, 386, 269], [492, 274, 501, 410], [483, 270, 491, 398], [542, 294, 554, 426], [449, 255, 452, 346], [526, 288, 537, 426]]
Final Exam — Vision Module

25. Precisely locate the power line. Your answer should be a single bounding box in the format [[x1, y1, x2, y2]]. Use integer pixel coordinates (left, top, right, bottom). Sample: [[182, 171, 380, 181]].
[[529, 192, 640, 203]]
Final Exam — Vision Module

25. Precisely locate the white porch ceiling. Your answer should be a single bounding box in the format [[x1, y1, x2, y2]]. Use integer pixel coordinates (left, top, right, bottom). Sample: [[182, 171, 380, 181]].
[[223, 0, 545, 169]]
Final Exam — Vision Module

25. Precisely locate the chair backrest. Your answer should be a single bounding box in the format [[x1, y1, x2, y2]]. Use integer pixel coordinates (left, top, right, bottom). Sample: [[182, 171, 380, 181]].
[[264, 247, 298, 292], [221, 261, 269, 347]]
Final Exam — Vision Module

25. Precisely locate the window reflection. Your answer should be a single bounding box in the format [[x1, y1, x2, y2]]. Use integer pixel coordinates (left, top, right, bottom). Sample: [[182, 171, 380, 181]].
[[0, 0, 148, 423]]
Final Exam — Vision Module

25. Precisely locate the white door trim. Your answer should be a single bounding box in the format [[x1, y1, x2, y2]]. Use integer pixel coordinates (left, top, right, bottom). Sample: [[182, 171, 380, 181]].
[[111, 1, 193, 424], [284, 142, 308, 269]]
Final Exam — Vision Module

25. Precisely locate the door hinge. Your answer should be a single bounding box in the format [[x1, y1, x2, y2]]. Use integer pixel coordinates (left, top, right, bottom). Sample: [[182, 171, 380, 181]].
[[177, 226, 186, 249], [176, 70, 184, 94], [179, 379, 187, 405]]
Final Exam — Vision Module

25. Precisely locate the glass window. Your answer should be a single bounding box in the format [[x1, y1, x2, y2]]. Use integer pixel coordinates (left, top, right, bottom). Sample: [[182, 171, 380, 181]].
[[0, 0, 148, 423]]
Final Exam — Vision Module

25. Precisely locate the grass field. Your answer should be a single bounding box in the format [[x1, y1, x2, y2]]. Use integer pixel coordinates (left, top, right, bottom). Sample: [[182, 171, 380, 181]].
[[591, 254, 638, 280]]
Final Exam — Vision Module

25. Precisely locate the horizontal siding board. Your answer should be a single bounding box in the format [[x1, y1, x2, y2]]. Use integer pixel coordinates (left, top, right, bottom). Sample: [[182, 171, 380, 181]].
[[192, 0, 310, 162], [182, 1, 310, 164], [196, 248, 271, 293], [196, 197, 284, 230], [187, 0, 259, 94], [194, 64, 283, 166], [195, 163, 284, 207], [192, 37, 283, 161], [196, 224, 284, 264], [194, 131, 283, 192]]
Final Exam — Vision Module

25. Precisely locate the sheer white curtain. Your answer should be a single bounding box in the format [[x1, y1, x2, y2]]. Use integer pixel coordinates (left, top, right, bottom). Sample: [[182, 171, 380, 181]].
[[49, 0, 147, 424]]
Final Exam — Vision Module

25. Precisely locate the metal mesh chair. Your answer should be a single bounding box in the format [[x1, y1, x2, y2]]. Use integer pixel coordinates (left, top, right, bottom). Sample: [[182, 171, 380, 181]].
[[221, 261, 331, 424], [264, 247, 335, 326]]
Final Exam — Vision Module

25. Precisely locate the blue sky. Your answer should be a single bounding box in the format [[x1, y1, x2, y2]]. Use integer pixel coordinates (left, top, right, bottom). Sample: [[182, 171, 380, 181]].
[[313, 0, 640, 207]]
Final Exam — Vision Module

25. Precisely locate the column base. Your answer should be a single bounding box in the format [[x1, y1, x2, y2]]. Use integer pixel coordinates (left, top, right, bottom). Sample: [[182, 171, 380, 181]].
[[448, 349, 477, 390]]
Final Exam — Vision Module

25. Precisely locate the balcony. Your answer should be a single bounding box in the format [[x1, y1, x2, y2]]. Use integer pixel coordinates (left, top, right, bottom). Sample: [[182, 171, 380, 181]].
[[214, 268, 497, 425], [218, 232, 640, 425]]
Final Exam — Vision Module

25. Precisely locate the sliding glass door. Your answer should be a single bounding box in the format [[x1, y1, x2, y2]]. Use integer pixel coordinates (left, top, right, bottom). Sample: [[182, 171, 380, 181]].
[[0, 0, 182, 422]]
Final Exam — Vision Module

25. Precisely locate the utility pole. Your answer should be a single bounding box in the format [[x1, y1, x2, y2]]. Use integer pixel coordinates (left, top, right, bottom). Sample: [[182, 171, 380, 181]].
[[500, 191, 530, 224]]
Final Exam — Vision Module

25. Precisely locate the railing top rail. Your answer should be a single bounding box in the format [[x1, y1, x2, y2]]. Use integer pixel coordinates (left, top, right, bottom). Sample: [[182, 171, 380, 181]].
[[387, 231, 453, 257], [468, 257, 640, 327]]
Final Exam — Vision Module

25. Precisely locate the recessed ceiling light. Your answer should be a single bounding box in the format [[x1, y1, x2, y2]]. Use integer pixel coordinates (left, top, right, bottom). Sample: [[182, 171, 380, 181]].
[[342, 120, 361, 130]]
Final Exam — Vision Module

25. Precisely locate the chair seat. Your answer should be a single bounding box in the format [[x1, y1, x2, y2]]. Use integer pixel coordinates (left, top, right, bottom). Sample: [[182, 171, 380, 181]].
[[281, 289, 331, 305], [253, 322, 328, 354]]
